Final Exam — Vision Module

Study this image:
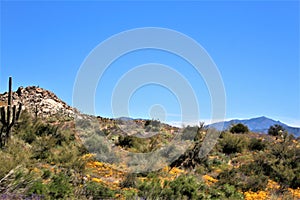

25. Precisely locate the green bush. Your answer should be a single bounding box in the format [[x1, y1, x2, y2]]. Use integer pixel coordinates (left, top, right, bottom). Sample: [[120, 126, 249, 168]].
[[268, 124, 285, 136], [219, 132, 249, 154], [230, 123, 249, 134], [27, 180, 48, 196], [249, 138, 266, 151], [22, 131, 36, 144], [117, 135, 134, 148], [32, 135, 56, 160], [117, 135, 150, 153], [138, 174, 203, 200], [216, 183, 244, 199], [137, 174, 162, 199], [42, 169, 51, 179], [0, 138, 31, 179], [218, 167, 268, 192], [265, 143, 299, 188], [85, 181, 115, 199], [34, 122, 58, 137], [48, 172, 73, 199], [166, 175, 199, 199]]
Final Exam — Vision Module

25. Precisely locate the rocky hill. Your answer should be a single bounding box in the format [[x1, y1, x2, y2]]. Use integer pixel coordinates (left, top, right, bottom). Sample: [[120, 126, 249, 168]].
[[0, 86, 77, 120]]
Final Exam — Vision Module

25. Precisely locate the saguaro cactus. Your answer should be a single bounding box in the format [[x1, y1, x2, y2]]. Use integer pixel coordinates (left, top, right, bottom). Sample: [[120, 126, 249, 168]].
[[0, 77, 22, 148]]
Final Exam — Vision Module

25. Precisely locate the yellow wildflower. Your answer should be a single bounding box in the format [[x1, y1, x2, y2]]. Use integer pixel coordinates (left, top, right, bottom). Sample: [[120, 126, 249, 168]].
[[288, 188, 300, 199], [91, 177, 102, 183], [267, 179, 280, 190], [203, 175, 218, 186], [244, 191, 269, 200]]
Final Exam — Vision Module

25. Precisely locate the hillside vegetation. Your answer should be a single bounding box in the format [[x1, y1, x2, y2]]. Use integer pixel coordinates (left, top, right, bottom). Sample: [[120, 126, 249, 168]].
[[0, 110, 299, 200]]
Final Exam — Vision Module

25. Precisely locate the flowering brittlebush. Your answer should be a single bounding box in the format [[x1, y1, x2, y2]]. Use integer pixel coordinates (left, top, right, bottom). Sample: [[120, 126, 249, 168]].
[[267, 179, 280, 190], [86, 161, 125, 190], [288, 188, 300, 199], [244, 191, 268, 200], [202, 175, 218, 186]]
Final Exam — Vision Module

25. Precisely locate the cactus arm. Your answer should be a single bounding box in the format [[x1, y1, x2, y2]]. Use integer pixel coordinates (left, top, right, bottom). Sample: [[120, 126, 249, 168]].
[[16, 103, 22, 121], [0, 77, 22, 148], [8, 77, 12, 106]]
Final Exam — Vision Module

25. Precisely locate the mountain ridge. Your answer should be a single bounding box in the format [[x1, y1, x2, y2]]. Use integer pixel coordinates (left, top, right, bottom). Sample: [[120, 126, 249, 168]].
[[208, 116, 300, 137]]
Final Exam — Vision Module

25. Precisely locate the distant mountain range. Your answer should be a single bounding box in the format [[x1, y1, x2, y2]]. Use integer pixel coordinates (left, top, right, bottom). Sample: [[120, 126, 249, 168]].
[[208, 116, 300, 137]]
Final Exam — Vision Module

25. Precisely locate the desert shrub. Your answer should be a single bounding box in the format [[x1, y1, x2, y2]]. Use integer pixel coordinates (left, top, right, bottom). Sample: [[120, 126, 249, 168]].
[[34, 122, 58, 137], [219, 132, 249, 154], [144, 119, 161, 130], [202, 183, 243, 199], [242, 175, 268, 192], [121, 188, 138, 199], [15, 111, 36, 143], [76, 119, 92, 129], [145, 119, 162, 133], [42, 169, 51, 179], [32, 135, 56, 160], [195, 165, 207, 175], [48, 143, 86, 171], [48, 172, 73, 199], [117, 135, 150, 153], [18, 118, 68, 147], [137, 174, 163, 199], [14, 110, 33, 131], [243, 149, 300, 190], [84, 134, 109, 155], [291, 171, 300, 189], [15, 112, 73, 148], [249, 138, 266, 151], [268, 124, 285, 136], [85, 181, 115, 199], [215, 183, 244, 199], [120, 173, 138, 188], [0, 138, 32, 179], [51, 128, 75, 146], [138, 174, 203, 199], [264, 145, 299, 188], [218, 168, 268, 192], [230, 123, 249, 134], [218, 169, 238, 186], [20, 129, 37, 144], [27, 180, 48, 196], [165, 175, 199, 199], [218, 153, 270, 192], [150, 119, 161, 127], [117, 135, 134, 148], [181, 125, 199, 141]]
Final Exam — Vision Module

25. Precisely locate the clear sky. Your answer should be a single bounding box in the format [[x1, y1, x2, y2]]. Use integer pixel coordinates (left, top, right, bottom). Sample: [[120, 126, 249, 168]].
[[0, 1, 299, 127]]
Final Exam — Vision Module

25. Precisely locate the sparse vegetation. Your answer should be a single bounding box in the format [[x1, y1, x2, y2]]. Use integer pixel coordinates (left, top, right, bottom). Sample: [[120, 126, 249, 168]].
[[0, 108, 299, 199]]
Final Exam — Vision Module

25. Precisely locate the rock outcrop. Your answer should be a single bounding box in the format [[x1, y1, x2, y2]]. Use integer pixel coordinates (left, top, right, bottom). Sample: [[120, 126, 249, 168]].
[[0, 86, 77, 119]]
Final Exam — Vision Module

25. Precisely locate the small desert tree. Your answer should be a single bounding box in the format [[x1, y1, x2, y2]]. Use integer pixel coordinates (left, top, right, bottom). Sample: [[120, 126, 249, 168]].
[[230, 123, 249, 134], [268, 124, 285, 136]]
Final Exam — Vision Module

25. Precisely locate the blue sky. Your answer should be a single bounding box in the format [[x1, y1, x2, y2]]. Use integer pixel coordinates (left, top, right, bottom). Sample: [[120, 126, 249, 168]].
[[0, 1, 299, 127]]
